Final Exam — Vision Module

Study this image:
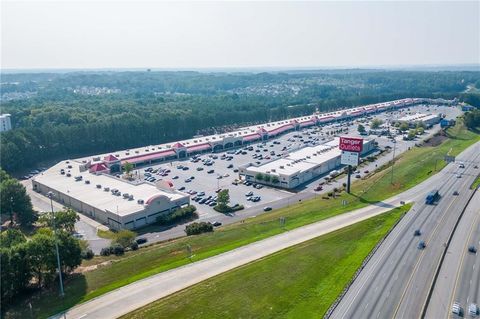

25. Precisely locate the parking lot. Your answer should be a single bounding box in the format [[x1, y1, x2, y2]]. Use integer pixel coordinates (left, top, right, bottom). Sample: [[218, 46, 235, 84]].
[[128, 104, 460, 222]]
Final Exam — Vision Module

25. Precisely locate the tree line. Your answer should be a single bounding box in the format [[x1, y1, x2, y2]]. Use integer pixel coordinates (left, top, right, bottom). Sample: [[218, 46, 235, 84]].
[[1, 70, 478, 174]]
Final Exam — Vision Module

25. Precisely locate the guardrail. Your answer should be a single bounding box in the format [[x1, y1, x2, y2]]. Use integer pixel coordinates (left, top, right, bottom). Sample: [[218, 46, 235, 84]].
[[420, 187, 478, 318]]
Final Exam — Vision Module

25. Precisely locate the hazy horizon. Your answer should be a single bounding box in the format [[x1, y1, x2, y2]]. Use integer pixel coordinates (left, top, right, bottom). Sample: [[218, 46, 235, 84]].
[[2, 1, 479, 70]]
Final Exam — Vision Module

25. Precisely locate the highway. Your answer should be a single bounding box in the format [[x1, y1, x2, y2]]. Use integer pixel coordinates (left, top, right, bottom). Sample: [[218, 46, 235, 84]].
[[425, 189, 480, 318], [331, 142, 480, 319], [53, 141, 480, 319]]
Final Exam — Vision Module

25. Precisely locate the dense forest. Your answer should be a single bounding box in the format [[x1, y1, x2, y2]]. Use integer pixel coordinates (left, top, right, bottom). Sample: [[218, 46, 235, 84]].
[[1, 70, 479, 173]]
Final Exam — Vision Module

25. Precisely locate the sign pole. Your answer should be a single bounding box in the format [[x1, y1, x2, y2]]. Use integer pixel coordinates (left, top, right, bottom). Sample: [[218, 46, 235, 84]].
[[347, 165, 351, 193]]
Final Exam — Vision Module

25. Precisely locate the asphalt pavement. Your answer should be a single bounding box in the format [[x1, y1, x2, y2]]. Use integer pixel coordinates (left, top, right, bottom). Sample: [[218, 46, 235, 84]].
[[425, 189, 480, 319], [330, 141, 480, 319]]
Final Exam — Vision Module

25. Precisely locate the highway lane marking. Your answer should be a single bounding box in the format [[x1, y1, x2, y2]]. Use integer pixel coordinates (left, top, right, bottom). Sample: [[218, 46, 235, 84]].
[[392, 185, 462, 319], [445, 194, 480, 319], [336, 172, 457, 318]]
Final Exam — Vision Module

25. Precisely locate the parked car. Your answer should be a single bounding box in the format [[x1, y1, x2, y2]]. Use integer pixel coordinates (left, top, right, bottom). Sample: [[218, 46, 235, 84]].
[[468, 245, 477, 253], [212, 221, 222, 227], [136, 238, 148, 245], [263, 206, 272, 211]]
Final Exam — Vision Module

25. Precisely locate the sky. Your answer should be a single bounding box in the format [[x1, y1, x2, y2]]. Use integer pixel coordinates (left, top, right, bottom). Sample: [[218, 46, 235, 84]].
[[1, 1, 479, 70]]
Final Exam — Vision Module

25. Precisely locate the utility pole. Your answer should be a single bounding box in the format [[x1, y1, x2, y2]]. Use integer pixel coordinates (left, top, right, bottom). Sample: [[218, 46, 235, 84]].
[[390, 140, 397, 184], [47, 192, 65, 299], [346, 165, 352, 193]]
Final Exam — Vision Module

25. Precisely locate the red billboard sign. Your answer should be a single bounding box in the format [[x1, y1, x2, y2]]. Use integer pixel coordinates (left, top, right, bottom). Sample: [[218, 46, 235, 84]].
[[339, 137, 363, 153]]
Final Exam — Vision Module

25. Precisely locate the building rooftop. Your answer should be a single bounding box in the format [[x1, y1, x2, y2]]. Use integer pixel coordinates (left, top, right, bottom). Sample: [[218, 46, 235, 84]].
[[34, 161, 186, 216], [397, 113, 439, 122]]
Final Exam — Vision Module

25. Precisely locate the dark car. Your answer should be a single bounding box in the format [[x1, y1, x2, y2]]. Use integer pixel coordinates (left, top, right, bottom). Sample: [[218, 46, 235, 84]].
[[414, 229, 421, 236], [468, 246, 477, 253], [212, 221, 222, 227], [417, 241, 426, 249], [136, 238, 148, 245]]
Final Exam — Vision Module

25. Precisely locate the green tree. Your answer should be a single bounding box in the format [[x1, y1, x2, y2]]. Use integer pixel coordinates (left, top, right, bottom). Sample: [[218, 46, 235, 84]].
[[113, 230, 137, 248], [123, 161, 134, 177], [0, 229, 26, 248], [371, 118, 383, 129], [255, 173, 264, 181], [217, 189, 230, 209], [0, 170, 36, 226], [416, 127, 425, 135], [1, 243, 32, 303], [357, 124, 366, 134], [38, 208, 80, 233], [399, 122, 409, 132], [264, 175, 271, 182], [416, 121, 426, 129], [271, 176, 280, 184], [407, 129, 417, 140]]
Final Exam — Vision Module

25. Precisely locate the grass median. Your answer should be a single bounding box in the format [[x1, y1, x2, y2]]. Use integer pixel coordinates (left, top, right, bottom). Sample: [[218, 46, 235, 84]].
[[5, 121, 479, 319], [122, 204, 412, 319]]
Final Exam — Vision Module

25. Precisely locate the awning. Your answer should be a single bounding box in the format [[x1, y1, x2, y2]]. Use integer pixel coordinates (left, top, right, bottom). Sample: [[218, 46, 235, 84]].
[[121, 149, 176, 165], [267, 124, 294, 135], [187, 143, 211, 153], [243, 133, 261, 142], [299, 120, 316, 127]]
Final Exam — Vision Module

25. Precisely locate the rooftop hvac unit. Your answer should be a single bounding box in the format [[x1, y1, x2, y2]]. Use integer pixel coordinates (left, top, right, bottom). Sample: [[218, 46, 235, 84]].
[[85, 180, 90, 184], [280, 165, 284, 169], [128, 195, 134, 200], [271, 169, 276, 172], [96, 184, 102, 189], [137, 199, 144, 204], [104, 187, 110, 192]]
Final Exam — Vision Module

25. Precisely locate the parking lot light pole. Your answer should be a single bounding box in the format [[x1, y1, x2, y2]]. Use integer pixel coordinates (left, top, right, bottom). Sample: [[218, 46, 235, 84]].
[[47, 192, 65, 299]]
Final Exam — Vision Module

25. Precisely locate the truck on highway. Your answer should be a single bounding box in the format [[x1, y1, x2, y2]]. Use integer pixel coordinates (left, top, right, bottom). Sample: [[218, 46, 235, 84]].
[[425, 189, 440, 205]]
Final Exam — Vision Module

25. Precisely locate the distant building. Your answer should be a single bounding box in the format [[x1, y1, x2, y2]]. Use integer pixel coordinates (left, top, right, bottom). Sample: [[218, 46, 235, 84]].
[[440, 119, 456, 128], [238, 138, 376, 189], [0, 114, 12, 132], [395, 113, 440, 128], [462, 104, 475, 112]]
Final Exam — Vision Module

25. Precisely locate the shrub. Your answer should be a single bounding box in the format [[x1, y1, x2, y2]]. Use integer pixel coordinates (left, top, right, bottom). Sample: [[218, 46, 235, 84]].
[[327, 192, 333, 197], [100, 247, 111, 256], [112, 230, 136, 248], [81, 249, 94, 260], [130, 241, 139, 251], [156, 205, 198, 226], [333, 187, 339, 193], [111, 243, 125, 256], [185, 222, 214, 236]]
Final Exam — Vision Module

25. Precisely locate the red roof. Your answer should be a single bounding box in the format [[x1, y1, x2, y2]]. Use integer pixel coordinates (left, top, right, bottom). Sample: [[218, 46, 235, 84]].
[[104, 154, 119, 162], [267, 124, 294, 135], [121, 149, 176, 165], [172, 142, 185, 148], [89, 163, 108, 173], [187, 143, 211, 153], [299, 120, 315, 127], [257, 127, 268, 133], [243, 133, 261, 142]]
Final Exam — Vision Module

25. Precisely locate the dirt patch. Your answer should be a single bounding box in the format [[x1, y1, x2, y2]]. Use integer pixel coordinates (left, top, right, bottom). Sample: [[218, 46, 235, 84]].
[[423, 134, 447, 147], [75, 260, 113, 273]]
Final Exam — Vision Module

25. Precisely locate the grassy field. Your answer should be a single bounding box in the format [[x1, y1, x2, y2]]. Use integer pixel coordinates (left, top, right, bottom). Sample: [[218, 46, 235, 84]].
[[122, 204, 411, 319], [471, 175, 480, 190], [5, 121, 479, 319]]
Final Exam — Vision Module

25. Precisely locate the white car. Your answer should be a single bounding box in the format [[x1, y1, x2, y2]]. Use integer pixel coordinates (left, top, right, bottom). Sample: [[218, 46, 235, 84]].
[[452, 302, 461, 315], [469, 303, 478, 316]]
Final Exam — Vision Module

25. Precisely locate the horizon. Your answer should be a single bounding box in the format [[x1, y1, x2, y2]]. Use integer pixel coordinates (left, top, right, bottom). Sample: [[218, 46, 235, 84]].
[[2, 1, 478, 70]]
